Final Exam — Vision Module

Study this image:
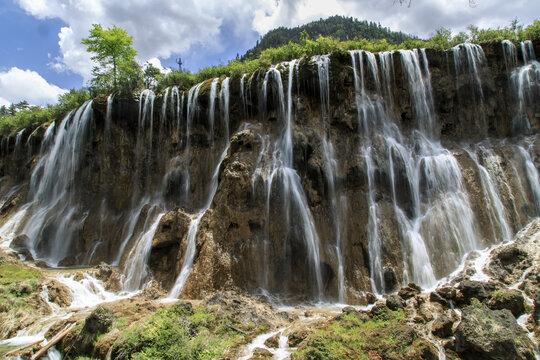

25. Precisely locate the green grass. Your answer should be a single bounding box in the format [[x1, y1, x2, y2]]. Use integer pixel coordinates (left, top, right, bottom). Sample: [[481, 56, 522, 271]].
[[112, 303, 244, 360], [291, 308, 432, 360]]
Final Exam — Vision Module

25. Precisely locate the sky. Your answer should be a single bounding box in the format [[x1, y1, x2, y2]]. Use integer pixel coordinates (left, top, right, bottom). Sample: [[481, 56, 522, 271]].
[[0, 0, 537, 107]]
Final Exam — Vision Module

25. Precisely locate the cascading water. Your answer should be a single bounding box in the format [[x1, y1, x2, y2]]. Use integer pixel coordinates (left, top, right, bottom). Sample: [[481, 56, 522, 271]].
[[168, 77, 232, 298], [251, 59, 324, 300], [18, 101, 93, 266], [208, 78, 219, 144], [510, 41, 539, 134], [453, 43, 488, 135], [349, 48, 486, 290]]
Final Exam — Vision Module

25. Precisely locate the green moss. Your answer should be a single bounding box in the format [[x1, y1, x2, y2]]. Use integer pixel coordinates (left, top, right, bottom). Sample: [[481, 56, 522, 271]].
[[291, 309, 429, 360], [0, 263, 42, 286], [112, 303, 244, 360]]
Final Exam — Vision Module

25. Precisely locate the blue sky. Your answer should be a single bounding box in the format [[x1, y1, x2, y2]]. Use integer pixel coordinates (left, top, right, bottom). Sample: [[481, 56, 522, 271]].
[[0, 0, 538, 106]]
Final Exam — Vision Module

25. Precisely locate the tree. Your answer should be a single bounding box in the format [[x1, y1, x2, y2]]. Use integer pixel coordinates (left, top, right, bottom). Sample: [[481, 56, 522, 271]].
[[81, 24, 137, 91], [0, 105, 8, 115], [143, 62, 161, 88]]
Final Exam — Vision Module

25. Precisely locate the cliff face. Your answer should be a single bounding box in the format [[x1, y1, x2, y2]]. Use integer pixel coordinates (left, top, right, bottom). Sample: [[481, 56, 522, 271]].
[[1, 39, 539, 304]]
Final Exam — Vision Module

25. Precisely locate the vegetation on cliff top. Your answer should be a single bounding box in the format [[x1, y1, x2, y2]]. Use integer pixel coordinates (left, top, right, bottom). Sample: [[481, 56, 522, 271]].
[[0, 18, 539, 138]]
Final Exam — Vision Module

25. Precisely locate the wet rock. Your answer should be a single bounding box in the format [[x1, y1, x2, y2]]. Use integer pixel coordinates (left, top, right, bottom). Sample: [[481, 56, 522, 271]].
[[487, 289, 525, 317], [533, 294, 540, 325], [385, 294, 406, 310], [429, 291, 449, 307], [249, 347, 273, 359], [45, 280, 71, 307], [398, 283, 422, 300], [457, 280, 497, 304], [68, 306, 116, 357], [383, 266, 398, 293], [264, 333, 280, 348], [95, 262, 112, 281], [431, 315, 454, 338], [392, 325, 416, 345], [455, 303, 535, 360], [365, 292, 377, 304], [341, 306, 357, 314]]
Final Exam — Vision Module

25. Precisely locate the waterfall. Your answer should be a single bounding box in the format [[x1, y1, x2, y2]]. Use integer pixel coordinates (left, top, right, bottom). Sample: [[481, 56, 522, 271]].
[[208, 78, 219, 144], [19, 101, 93, 266], [521, 40, 536, 64], [321, 137, 345, 302], [349, 49, 484, 290], [220, 77, 230, 140], [502, 40, 518, 72], [251, 59, 323, 300], [121, 209, 164, 291], [453, 43, 487, 135], [241, 73, 248, 119], [511, 45, 539, 134], [168, 79, 232, 298], [105, 93, 113, 143], [184, 82, 204, 200], [466, 147, 512, 242], [399, 49, 436, 138]]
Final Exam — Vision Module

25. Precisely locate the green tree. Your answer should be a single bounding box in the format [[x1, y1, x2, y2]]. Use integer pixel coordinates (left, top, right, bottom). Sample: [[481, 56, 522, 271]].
[[0, 105, 8, 115], [81, 24, 137, 91], [143, 62, 162, 88]]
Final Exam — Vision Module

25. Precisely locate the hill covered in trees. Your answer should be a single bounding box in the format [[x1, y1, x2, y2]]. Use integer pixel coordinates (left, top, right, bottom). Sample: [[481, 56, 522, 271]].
[[241, 15, 413, 60]]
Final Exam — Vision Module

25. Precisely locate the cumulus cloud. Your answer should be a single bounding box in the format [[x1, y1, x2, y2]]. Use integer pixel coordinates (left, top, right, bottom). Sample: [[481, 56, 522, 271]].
[[0, 67, 67, 106], [15, 0, 540, 84]]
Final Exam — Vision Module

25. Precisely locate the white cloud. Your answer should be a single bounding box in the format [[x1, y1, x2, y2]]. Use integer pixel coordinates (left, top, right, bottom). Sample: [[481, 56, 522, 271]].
[[0, 67, 67, 106], [15, 0, 540, 84], [145, 58, 172, 75]]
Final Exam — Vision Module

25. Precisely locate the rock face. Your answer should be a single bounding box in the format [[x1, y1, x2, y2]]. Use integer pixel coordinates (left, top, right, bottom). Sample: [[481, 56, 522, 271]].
[[455, 303, 535, 360], [0, 40, 540, 303]]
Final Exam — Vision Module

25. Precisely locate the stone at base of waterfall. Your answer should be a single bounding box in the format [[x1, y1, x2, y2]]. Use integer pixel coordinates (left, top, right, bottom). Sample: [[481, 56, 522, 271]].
[[487, 289, 525, 317], [534, 294, 540, 325], [457, 280, 497, 304], [249, 347, 273, 359], [455, 303, 535, 360], [264, 333, 280, 348], [385, 294, 406, 310], [431, 315, 454, 338], [46, 279, 71, 307], [398, 283, 422, 300]]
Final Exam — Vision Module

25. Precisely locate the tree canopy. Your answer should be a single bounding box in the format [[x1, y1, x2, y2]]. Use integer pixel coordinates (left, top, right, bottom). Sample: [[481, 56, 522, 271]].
[[82, 24, 138, 92]]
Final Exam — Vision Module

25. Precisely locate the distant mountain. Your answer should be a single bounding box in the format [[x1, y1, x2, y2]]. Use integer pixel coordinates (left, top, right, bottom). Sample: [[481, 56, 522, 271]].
[[241, 15, 414, 60]]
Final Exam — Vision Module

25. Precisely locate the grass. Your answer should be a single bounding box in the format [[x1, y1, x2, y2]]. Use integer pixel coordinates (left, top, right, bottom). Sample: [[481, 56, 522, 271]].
[[112, 302, 245, 360], [291, 307, 434, 360], [0, 258, 44, 339]]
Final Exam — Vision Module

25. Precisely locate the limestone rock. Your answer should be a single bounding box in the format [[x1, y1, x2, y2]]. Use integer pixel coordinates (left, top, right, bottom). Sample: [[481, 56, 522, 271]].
[[487, 289, 525, 317], [455, 303, 535, 360], [431, 315, 454, 338], [385, 294, 406, 310], [398, 283, 422, 300]]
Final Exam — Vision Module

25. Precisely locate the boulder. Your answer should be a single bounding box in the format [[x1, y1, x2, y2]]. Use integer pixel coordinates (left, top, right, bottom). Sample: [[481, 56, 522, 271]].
[[385, 295, 406, 310], [457, 280, 497, 304], [455, 303, 535, 360], [487, 289, 525, 317], [398, 283, 422, 300], [431, 315, 454, 338]]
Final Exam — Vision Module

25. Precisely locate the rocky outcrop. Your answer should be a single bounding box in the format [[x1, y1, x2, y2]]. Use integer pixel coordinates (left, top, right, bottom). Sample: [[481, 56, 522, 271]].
[[454, 303, 535, 360]]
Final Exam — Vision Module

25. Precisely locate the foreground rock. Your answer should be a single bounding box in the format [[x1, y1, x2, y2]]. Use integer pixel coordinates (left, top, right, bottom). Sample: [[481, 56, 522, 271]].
[[455, 303, 535, 360]]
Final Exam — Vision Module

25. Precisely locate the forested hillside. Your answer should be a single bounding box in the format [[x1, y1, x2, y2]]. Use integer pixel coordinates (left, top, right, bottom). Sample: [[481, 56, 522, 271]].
[[241, 15, 413, 60]]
